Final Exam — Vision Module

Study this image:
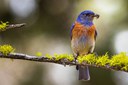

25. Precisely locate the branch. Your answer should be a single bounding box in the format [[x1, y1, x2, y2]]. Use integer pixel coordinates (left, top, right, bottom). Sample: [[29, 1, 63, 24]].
[[0, 53, 75, 65], [0, 22, 26, 32], [6, 23, 26, 30], [0, 52, 127, 73]]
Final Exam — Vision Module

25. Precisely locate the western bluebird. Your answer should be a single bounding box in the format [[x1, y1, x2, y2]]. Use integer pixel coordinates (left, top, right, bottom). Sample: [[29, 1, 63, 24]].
[[70, 10, 99, 80]]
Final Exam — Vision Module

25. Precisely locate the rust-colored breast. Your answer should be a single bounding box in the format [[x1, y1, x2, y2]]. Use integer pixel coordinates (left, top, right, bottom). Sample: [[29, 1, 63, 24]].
[[87, 25, 96, 40], [72, 22, 96, 39], [72, 22, 86, 38]]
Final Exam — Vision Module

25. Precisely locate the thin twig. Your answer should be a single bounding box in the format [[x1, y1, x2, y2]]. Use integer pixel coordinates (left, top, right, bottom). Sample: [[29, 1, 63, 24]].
[[6, 23, 26, 30], [0, 53, 127, 73]]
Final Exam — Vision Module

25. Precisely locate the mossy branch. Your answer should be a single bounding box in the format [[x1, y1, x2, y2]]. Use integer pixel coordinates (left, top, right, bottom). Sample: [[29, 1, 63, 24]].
[[0, 45, 128, 73], [0, 21, 26, 31]]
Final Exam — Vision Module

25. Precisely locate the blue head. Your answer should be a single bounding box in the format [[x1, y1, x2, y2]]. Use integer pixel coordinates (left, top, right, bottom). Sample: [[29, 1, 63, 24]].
[[77, 10, 99, 26]]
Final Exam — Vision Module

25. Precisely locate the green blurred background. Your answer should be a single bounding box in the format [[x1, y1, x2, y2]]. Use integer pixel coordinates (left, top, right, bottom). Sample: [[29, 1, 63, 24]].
[[0, 0, 128, 85]]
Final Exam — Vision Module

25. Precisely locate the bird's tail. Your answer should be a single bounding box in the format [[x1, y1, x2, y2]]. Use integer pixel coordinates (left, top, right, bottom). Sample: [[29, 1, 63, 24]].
[[78, 65, 90, 81]]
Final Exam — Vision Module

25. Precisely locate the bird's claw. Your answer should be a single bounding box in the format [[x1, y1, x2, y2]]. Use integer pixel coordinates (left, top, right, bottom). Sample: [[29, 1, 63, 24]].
[[61, 59, 66, 67]]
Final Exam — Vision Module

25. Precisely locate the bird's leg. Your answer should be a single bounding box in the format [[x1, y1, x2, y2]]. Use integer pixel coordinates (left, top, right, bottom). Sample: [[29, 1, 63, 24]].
[[61, 58, 67, 67], [75, 53, 79, 70]]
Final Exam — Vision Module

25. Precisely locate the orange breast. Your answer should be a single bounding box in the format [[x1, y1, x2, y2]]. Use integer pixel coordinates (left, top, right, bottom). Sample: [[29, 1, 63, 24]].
[[72, 22, 96, 40], [87, 25, 96, 40]]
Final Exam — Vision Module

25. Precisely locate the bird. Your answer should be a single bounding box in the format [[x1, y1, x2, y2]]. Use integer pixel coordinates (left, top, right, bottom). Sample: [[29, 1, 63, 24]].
[[70, 10, 99, 80]]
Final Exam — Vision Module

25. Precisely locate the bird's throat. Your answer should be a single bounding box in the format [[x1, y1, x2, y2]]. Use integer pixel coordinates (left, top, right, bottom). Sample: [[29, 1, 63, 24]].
[[77, 19, 93, 27], [83, 20, 93, 27]]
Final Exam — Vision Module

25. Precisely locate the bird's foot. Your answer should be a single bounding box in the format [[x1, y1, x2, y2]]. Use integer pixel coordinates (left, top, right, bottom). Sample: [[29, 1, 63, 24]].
[[61, 59, 67, 67]]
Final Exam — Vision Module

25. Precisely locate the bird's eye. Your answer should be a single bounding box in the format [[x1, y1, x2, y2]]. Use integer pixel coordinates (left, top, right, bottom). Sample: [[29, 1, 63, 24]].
[[82, 13, 90, 17], [86, 13, 90, 16], [82, 14, 86, 16]]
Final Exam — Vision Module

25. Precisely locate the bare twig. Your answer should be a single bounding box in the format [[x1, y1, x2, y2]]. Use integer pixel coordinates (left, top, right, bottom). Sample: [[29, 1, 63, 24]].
[[6, 23, 26, 30], [0, 53, 127, 73]]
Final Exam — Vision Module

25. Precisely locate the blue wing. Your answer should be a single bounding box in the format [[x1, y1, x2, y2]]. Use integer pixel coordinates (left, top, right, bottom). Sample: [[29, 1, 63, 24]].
[[70, 23, 75, 40]]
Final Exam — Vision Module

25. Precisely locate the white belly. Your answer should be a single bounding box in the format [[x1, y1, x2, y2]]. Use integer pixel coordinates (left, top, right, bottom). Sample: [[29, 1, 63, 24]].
[[71, 36, 95, 56]]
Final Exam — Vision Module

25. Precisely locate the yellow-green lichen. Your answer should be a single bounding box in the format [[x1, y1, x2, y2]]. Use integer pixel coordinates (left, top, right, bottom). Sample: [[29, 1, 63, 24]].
[[54, 53, 74, 61], [0, 21, 9, 31], [42, 52, 128, 71], [45, 54, 53, 60], [96, 53, 110, 66], [36, 52, 42, 57], [0, 45, 15, 55], [77, 54, 96, 64], [110, 52, 128, 71], [122, 66, 128, 71], [76, 52, 128, 71], [66, 54, 74, 61]]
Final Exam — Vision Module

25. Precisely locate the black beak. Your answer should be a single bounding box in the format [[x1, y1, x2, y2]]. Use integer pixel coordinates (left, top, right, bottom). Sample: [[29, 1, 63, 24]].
[[94, 14, 100, 19]]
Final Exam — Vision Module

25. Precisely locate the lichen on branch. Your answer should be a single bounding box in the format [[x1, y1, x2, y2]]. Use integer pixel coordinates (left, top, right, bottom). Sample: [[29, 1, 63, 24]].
[[77, 53, 128, 72], [0, 21, 9, 31], [0, 21, 26, 32], [0, 50, 128, 72], [0, 45, 15, 55]]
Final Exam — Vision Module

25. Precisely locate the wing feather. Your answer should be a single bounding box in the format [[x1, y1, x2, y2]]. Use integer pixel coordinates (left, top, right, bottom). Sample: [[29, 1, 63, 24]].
[[70, 23, 75, 39]]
